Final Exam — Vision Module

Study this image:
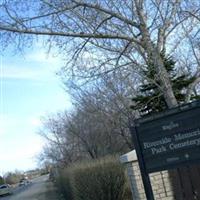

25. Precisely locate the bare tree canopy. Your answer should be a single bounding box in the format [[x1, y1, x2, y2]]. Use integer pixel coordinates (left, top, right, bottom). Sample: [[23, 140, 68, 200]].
[[39, 72, 138, 165], [1, 0, 200, 107]]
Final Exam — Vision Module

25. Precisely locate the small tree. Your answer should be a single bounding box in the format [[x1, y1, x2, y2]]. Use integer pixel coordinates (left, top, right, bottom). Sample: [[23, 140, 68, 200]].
[[131, 52, 200, 116], [4, 172, 23, 185]]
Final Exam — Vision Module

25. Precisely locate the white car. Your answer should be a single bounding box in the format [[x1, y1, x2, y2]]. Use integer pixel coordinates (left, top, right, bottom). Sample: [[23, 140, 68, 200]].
[[19, 178, 31, 186], [0, 184, 12, 196], [19, 179, 27, 186]]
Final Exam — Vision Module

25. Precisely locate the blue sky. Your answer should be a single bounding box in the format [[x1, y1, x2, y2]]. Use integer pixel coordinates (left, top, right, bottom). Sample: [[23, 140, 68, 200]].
[[0, 43, 71, 175]]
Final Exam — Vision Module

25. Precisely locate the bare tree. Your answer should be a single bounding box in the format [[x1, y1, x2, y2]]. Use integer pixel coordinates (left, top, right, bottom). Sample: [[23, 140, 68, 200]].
[[68, 71, 140, 149], [1, 1, 200, 197], [39, 71, 139, 162], [39, 113, 80, 166], [1, 0, 200, 106]]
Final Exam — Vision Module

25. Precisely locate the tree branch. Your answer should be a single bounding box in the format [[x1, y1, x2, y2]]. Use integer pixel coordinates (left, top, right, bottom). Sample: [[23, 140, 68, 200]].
[[0, 25, 134, 41], [185, 76, 200, 103], [183, 9, 200, 22], [72, 0, 140, 28]]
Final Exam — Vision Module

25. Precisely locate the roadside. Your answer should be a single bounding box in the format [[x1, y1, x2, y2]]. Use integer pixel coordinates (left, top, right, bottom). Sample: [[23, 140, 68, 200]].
[[0, 175, 64, 200], [45, 179, 64, 200]]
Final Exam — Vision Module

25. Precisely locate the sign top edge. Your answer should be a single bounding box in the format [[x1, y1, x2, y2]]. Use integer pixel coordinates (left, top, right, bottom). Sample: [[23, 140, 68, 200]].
[[135, 100, 200, 124]]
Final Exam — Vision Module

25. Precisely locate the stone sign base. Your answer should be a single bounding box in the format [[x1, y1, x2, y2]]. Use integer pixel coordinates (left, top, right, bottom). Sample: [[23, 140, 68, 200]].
[[120, 150, 174, 200]]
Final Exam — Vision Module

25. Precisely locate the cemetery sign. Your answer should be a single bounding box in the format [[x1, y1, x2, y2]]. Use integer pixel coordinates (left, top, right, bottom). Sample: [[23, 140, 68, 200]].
[[133, 100, 200, 173]]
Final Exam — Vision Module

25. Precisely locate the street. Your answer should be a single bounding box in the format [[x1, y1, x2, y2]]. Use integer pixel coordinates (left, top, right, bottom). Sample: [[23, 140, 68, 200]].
[[0, 175, 64, 200]]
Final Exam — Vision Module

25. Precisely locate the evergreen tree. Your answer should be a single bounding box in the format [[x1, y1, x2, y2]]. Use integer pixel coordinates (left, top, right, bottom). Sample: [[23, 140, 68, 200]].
[[131, 52, 200, 116]]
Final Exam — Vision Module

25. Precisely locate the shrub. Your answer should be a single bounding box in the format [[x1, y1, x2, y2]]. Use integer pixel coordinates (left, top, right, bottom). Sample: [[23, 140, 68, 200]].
[[0, 176, 4, 185], [55, 156, 129, 200], [55, 168, 73, 200], [4, 172, 23, 184]]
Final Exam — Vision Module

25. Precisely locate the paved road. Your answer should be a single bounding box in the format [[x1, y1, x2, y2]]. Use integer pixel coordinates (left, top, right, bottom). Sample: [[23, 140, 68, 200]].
[[0, 175, 64, 200]]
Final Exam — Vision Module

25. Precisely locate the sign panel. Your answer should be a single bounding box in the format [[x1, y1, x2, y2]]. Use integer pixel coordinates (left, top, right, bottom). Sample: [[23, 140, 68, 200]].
[[134, 101, 200, 173]]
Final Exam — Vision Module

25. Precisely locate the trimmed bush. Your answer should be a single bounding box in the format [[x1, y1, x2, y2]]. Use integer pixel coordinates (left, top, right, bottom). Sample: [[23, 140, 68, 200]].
[[55, 156, 130, 200], [56, 169, 73, 200]]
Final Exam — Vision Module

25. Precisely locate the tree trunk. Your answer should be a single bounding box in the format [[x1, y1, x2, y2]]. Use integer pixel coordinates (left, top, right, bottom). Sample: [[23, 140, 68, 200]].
[[151, 50, 178, 108], [150, 49, 200, 200], [141, 30, 199, 199]]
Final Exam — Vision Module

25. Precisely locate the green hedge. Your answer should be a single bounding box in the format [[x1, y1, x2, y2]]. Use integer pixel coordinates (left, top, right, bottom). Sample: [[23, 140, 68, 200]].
[[55, 157, 130, 200]]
